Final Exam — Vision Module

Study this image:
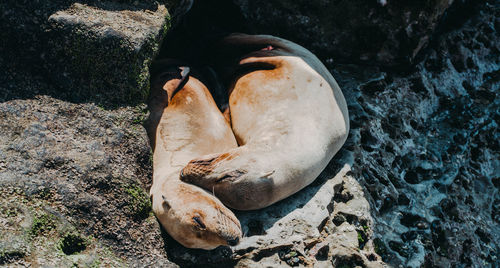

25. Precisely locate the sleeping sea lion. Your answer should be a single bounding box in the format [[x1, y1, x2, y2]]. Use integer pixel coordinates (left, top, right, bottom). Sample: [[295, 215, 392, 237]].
[[145, 60, 241, 249], [180, 34, 349, 210]]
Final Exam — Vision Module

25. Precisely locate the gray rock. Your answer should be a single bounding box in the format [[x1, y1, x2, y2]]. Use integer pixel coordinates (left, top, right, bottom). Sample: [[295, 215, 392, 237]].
[[0, 0, 175, 106], [233, 165, 385, 267], [0, 96, 176, 267], [46, 3, 170, 105], [335, 1, 500, 266]]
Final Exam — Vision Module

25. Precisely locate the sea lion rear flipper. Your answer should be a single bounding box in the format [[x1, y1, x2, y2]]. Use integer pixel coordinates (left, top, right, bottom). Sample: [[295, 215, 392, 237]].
[[169, 66, 191, 101], [221, 104, 231, 123]]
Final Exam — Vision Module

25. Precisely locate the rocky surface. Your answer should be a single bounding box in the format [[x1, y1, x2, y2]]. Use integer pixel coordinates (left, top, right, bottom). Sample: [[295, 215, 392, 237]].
[[337, 1, 500, 266], [0, 0, 175, 106], [234, 166, 385, 268], [0, 0, 498, 267], [0, 95, 175, 266], [232, 0, 454, 66]]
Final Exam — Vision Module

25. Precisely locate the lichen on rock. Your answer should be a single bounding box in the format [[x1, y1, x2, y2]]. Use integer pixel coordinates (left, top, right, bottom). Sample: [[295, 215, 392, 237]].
[[46, 2, 171, 105]]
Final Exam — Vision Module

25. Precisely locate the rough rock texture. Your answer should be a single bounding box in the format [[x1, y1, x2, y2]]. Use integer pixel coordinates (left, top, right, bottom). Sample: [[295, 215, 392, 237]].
[[234, 166, 384, 268], [0, 95, 175, 266], [337, 1, 499, 266], [0, 0, 175, 106], [1, 0, 498, 267], [232, 0, 454, 66]]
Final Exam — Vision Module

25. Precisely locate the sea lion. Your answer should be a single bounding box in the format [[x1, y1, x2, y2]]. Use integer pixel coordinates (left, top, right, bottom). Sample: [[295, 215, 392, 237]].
[[181, 34, 349, 210], [145, 60, 241, 249]]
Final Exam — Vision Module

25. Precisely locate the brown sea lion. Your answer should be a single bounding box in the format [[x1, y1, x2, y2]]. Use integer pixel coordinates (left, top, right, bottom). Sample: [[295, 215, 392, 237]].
[[145, 60, 241, 249], [180, 34, 349, 210]]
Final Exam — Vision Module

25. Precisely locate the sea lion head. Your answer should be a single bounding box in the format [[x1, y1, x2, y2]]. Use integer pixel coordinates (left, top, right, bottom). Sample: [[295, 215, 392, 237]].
[[151, 183, 242, 250]]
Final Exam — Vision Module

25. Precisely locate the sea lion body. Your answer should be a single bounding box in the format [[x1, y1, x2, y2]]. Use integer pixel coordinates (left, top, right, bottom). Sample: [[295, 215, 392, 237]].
[[146, 62, 241, 249], [181, 34, 349, 210]]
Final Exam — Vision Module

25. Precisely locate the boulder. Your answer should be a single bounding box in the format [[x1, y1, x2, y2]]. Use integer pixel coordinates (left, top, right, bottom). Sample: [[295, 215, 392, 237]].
[[0, 0, 175, 106], [334, 1, 499, 266]]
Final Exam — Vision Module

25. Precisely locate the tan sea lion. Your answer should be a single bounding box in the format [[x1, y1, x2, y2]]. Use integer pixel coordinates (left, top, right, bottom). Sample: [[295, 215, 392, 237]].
[[145, 60, 241, 249], [181, 34, 349, 210]]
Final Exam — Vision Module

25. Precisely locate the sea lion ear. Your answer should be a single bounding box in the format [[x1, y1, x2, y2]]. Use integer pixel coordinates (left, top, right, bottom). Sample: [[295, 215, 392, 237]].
[[161, 195, 171, 210]]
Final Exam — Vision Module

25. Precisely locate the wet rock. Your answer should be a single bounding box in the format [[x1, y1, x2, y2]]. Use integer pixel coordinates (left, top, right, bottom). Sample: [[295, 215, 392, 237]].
[[340, 1, 500, 266]]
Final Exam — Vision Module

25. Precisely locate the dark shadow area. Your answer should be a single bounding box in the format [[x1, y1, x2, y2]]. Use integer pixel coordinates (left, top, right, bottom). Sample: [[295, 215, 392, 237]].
[[157, 0, 249, 62], [154, 0, 250, 109], [0, 0, 173, 108], [158, 220, 238, 268]]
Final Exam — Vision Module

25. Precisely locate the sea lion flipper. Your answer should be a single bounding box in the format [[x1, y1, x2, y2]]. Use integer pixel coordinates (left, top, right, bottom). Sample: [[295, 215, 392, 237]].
[[169, 66, 191, 101], [222, 105, 231, 123], [181, 153, 231, 182]]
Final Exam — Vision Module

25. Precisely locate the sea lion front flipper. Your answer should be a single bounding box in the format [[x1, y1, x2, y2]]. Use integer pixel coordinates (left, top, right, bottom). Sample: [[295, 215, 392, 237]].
[[180, 152, 241, 185], [180, 152, 275, 210]]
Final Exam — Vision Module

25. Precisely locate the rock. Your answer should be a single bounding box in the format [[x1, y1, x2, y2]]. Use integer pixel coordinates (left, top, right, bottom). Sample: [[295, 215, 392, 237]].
[[0, 0, 175, 106], [232, 0, 454, 66], [0, 96, 176, 266], [0, 0, 498, 267], [335, 1, 499, 266], [45, 3, 170, 105]]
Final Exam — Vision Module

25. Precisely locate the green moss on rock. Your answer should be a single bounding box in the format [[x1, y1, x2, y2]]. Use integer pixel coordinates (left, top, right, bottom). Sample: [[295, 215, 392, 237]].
[[44, 3, 173, 107], [30, 213, 56, 237], [124, 183, 151, 220]]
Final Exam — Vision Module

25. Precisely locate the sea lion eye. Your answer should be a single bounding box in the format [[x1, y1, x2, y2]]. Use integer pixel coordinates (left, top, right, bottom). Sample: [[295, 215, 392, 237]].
[[193, 216, 206, 229]]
